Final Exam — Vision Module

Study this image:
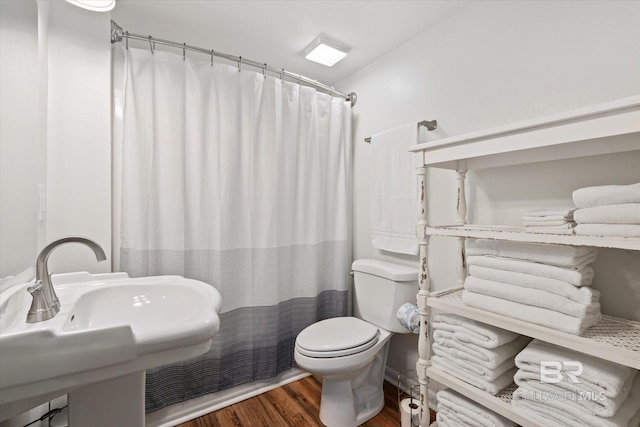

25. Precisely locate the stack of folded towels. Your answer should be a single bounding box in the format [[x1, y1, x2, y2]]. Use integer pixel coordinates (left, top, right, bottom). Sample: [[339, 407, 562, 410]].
[[512, 340, 640, 427], [462, 238, 601, 335], [573, 182, 640, 237], [523, 208, 577, 235], [436, 388, 516, 427], [431, 313, 530, 395]]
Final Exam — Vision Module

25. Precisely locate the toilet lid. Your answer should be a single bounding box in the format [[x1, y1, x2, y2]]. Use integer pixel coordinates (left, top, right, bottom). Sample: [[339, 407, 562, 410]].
[[296, 317, 379, 358]]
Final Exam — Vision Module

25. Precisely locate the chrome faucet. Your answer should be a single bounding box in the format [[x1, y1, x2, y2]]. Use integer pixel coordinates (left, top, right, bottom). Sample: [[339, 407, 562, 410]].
[[26, 237, 107, 323]]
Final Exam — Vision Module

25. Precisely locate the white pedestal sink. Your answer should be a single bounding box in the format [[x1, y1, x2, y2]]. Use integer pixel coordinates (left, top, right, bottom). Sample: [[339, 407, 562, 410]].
[[0, 272, 222, 425]]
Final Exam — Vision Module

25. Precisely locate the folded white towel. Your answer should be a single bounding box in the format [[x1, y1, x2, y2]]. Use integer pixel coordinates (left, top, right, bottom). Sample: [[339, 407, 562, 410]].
[[512, 374, 640, 427], [515, 339, 636, 398], [468, 265, 598, 302], [431, 313, 520, 348], [575, 223, 640, 237], [433, 330, 530, 369], [525, 224, 576, 235], [514, 369, 637, 417], [574, 203, 640, 225], [524, 208, 576, 219], [431, 355, 517, 395], [573, 182, 640, 208], [466, 239, 597, 268], [462, 290, 601, 335], [370, 123, 419, 255], [523, 219, 575, 227], [437, 389, 516, 427], [432, 347, 516, 381], [466, 255, 595, 286], [464, 276, 600, 317]]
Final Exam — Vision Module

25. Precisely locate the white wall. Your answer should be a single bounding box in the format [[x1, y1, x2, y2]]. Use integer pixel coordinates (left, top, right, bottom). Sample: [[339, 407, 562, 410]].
[[337, 0, 640, 377], [43, 0, 112, 274], [0, 0, 39, 278]]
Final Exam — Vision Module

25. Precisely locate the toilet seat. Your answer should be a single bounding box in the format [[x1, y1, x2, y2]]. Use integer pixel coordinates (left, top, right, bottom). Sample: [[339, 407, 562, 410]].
[[296, 317, 379, 358]]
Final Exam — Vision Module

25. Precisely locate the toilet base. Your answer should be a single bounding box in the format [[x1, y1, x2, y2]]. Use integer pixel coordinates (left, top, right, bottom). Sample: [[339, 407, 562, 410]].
[[317, 341, 389, 427]]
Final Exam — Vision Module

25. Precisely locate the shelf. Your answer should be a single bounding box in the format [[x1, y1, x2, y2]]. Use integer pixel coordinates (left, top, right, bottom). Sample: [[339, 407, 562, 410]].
[[427, 366, 543, 427], [420, 224, 640, 250], [409, 95, 640, 170], [428, 288, 640, 370]]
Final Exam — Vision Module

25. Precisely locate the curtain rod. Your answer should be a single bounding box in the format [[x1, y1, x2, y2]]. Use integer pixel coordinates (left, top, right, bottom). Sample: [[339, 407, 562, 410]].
[[364, 120, 437, 143], [110, 21, 357, 106]]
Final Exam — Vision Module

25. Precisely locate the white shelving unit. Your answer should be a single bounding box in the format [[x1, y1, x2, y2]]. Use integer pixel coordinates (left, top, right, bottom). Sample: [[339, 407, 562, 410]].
[[409, 95, 640, 427]]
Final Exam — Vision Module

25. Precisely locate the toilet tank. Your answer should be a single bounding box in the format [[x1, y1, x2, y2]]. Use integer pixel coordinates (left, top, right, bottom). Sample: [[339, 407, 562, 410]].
[[351, 259, 418, 333]]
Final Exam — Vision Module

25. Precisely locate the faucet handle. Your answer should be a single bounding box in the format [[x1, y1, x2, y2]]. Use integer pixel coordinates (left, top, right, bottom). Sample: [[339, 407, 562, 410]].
[[26, 281, 59, 323]]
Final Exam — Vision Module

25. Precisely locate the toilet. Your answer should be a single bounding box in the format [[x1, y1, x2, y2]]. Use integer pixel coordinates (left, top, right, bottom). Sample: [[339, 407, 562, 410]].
[[294, 259, 418, 427]]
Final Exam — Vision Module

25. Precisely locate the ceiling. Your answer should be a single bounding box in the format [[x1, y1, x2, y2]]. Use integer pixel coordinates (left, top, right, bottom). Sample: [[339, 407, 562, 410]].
[[112, 1, 470, 87]]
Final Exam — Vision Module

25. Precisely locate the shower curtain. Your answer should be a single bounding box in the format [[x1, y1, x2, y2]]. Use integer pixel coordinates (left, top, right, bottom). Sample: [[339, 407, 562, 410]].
[[117, 47, 352, 411]]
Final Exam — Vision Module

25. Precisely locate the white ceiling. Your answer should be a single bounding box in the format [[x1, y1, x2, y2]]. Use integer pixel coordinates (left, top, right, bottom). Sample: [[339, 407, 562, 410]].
[[112, 1, 470, 87]]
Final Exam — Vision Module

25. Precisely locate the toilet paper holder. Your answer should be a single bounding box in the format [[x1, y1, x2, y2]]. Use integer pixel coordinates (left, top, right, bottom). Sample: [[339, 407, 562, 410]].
[[397, 369, 421, 427]]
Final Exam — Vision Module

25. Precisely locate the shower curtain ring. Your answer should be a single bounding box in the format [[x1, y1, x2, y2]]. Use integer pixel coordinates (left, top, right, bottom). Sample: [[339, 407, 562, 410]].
[[183, 43, 186, 61], [263, 63, 267, 78], [211, 49, 214, 67], [238, 56, 242, 72], [125, 31, 129, 49], [148, 35, 154, 54], [281, 69, 285, 82]]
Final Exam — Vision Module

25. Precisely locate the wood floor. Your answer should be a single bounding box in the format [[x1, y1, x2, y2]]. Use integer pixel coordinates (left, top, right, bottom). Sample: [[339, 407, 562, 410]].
[[176, 376, 423, 427]]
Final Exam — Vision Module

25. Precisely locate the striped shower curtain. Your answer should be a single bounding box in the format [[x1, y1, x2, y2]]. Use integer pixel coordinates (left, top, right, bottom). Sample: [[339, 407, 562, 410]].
[[117, 47, 352, 411]]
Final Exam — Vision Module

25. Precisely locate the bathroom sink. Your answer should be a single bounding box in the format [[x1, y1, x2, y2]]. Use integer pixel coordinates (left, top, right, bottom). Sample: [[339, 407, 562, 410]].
[[0, 272, 222, 408]]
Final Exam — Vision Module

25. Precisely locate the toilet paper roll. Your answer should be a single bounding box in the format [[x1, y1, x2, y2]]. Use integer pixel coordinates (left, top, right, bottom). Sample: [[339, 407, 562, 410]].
[[400, 397, 421, 427], [397, 303, 420, 333]]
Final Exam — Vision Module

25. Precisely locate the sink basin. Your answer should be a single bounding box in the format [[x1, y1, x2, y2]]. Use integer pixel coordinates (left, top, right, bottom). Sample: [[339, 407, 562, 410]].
[[0, 272, 222, 412]]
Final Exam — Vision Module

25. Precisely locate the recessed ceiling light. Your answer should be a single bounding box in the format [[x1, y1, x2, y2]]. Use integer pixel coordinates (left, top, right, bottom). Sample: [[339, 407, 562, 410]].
[[65, 0, 116, 12], [300, 34, 350, 67]]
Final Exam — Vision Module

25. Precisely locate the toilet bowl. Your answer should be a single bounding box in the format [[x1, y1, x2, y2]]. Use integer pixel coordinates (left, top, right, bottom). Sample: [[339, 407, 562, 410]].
[[294, 259, 418, 427]]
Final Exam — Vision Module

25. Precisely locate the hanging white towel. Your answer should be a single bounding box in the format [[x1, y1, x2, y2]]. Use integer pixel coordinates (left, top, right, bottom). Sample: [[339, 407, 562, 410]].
[[574, 203, 640, 224], [572, 182, 640, 208], [466, 255, 595, 286], [370, 123, 418, 255]]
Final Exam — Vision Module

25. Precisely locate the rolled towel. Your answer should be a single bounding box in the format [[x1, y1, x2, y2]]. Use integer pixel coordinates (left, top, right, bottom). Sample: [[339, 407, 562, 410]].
[[524, 208, 576, 220], [431, 355, 517, 395], [431, 313, 520, 348], [462, 290, 601, 335], [572, 182, 640, 208], [466, 255, 595, 286], [464, 276, 600, 317], [437, 389, 516, 427], [468, 265, 598, 302], [433, 330, 530, 369], [575, 223, 640, 237], [574, 203, 640, 224], [515, 339, 636, 398], [512, 373, 640, 427], [466, 239, 597, 268], [514, 369, 637, 417]]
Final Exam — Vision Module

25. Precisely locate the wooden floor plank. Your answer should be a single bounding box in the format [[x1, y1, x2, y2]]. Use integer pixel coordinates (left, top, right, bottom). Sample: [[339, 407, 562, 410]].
[[177, 376, 402, 427]]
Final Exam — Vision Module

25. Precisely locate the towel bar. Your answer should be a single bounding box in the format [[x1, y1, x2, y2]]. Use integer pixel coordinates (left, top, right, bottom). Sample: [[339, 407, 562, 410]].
[[364, 120, 437, 143]]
